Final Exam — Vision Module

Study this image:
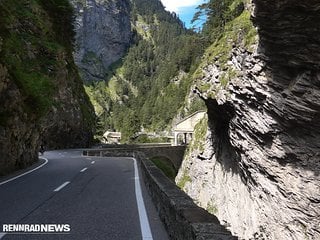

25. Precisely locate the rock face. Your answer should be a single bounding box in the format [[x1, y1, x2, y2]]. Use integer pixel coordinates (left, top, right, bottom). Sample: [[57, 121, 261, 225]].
[[176, 0, 320, 239], [0, 58, 39, 174], [0, 1, 95, 175], [40, 63, 95, 150], [70, 0, 131, 82]]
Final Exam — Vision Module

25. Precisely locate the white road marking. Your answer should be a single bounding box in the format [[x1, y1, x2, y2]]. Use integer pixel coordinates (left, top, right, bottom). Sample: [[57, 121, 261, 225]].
[[132, 158, 153, 240], [0, 232, 6, 239], [91, 161, 95, 164], [80, 167, 87, 173], [54, 181, 70, 192], [0, 158, 48, 186]]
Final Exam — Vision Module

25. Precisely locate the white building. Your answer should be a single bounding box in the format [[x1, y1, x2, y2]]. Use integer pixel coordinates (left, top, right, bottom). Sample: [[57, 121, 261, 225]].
[[103, 131, 121, 144], [173, 111, 207, 146]]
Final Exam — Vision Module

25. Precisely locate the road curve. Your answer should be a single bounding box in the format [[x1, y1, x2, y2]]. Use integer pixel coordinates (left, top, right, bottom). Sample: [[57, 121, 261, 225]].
[[0, 150, 169, 240]]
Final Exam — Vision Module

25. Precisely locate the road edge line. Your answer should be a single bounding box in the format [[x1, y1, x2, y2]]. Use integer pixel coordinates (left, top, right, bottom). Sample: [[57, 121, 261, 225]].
[[0, 158, 49, 186], [132, 158, 153, 240]]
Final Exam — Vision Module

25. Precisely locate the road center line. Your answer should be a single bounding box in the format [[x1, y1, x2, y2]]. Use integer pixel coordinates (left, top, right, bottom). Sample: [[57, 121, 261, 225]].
[[0, 158, 48, 186], [91, 161, 95, 164], [54, 181, 70, 192], [132, 158, 153, 240], [0, 232, 6, 239], [80, 167, 88, 173]]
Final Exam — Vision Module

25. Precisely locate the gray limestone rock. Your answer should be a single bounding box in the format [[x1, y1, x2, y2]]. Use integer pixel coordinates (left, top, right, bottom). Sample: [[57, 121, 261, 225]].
[[70, 0, 131, 82], [177, 1, 320, 239]]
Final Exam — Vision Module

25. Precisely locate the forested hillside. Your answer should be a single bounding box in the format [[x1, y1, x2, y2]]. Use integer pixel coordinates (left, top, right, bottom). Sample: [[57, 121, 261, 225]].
[[85, 0, 207, 141]]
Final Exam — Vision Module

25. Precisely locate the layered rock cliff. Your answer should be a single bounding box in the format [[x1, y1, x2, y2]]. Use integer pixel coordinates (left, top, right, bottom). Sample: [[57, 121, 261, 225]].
[[70, 0, 131, 82], [176, 0, 320, 239], [0, 0, 95, 175]]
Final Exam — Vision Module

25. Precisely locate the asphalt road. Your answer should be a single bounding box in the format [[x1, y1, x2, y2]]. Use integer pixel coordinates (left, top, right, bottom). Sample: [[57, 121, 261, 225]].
[[0, 150, 169, 240]]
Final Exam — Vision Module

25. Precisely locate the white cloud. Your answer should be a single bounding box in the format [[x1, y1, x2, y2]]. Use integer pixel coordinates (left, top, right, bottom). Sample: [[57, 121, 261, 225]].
[[161, 0, 205, 13]]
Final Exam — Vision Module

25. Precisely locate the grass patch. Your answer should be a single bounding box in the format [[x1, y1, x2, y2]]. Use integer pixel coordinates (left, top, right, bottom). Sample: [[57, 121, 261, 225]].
[[220, 68, 238, 87], [207, 202, 218, 215], [192, 116, 208, 152], [3, 34, 56, 117], [13, 70, 55, 116], [177, 168, 191, 189], [150, 156, 177, 181]]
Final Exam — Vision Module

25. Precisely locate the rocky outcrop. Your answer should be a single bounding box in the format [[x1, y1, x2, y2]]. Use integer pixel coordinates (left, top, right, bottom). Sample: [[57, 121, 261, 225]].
[[0, 1, 95, 175], [177, 1, 320, 239], [41, 61, 95, 150], [0, 56, 39, 174], [70, 0, 131, 82]]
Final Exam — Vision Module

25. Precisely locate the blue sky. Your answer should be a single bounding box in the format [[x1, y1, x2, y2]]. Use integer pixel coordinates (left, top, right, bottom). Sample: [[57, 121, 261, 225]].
[[161, 0, 207, 29]]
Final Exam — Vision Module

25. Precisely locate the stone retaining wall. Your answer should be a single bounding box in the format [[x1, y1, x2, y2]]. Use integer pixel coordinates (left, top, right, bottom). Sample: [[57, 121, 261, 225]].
[[83, 148, 237, 239], [83, 145, 186, 171], [137, 152, 237, 240]]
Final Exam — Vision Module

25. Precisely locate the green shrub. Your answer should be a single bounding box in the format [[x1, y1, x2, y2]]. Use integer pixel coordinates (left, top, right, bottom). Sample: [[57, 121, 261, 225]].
[[177, 169, 192, 189], [151, 156, 177, 181]]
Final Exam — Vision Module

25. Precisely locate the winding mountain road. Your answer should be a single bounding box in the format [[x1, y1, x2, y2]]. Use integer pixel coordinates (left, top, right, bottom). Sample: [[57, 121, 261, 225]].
[[0, 150, 168, 240]]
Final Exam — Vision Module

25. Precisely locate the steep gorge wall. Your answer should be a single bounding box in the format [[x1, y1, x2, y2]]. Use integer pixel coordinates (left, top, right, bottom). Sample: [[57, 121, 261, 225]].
[[177, 0, 320, 239], [0, 0, 95, 175], [70, 0, 131, 82]]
